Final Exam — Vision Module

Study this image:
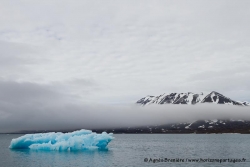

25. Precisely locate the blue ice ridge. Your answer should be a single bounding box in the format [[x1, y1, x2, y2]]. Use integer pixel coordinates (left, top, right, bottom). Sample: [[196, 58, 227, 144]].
[[9, 129, 114, 151]]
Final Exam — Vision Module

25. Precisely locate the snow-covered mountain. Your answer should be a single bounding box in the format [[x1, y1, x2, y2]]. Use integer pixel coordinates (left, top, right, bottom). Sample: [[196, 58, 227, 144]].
[[136, 91, 249, 106]]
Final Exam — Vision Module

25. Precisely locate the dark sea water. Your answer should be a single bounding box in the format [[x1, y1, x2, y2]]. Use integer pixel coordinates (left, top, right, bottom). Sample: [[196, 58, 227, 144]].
[[1, 134, 250, 167]]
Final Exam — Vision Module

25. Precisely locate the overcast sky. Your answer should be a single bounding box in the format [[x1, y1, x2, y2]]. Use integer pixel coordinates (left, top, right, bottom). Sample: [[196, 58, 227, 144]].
[[1, 1, 250, 132], [0, 0, 250, 104]]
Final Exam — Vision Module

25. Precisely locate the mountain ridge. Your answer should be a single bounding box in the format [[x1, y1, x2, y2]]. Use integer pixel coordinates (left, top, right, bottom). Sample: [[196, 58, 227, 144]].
[[137, 91, 249, 106]]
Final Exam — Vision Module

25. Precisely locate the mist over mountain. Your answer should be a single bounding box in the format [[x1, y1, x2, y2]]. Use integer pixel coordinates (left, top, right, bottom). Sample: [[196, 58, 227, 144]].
[[137, 91, 249, 106], [117, 91, 250, 133]]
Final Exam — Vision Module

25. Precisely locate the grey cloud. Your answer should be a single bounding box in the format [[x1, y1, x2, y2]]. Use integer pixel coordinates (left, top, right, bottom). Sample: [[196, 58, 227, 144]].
[[0, 80, 63, 104], [0, 41, 43, 66], [0, 79, 250, 133], [0, 0, 249, 129], [67, 78, 98, 88]]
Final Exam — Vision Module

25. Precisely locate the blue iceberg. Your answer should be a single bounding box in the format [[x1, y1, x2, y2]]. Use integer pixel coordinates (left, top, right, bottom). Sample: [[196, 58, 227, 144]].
[[9, 129, 114, 151]]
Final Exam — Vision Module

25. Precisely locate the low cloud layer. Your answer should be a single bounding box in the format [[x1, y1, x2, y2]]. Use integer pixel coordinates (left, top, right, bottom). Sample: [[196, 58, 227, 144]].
[[0, 80, 249, 133]]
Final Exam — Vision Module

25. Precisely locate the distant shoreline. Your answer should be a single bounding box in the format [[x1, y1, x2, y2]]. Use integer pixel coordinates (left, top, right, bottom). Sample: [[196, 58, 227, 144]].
[[2, 129, 250, 134], [2, 120, 250, 134]]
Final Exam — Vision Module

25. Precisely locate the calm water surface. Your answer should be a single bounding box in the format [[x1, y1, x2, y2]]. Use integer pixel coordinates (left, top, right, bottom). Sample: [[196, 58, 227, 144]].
[[1, 134, 250, 167]]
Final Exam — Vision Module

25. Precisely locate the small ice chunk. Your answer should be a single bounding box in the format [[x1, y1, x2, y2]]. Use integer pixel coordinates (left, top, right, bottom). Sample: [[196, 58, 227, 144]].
[[212, 119, 218, 123]]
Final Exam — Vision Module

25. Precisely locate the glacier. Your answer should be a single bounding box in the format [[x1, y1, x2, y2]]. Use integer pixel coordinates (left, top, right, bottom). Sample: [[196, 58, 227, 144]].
[[9, 129, 114, 151]]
